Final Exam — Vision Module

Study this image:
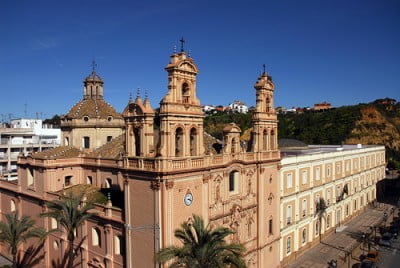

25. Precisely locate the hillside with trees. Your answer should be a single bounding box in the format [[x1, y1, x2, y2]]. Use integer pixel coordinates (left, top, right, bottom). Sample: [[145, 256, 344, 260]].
[[203, 98, 400, 168]]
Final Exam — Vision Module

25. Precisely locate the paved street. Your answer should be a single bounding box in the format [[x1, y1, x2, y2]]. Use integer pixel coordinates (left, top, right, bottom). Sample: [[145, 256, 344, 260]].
[[286, 205, 395, 268]]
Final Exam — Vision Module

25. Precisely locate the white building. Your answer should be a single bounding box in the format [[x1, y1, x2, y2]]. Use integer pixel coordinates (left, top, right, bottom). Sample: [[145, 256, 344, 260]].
[[0, 119, 60, 180], [202, 105, 216, 113], [278, 141, 385, 265], [229, 100, 249, 113]]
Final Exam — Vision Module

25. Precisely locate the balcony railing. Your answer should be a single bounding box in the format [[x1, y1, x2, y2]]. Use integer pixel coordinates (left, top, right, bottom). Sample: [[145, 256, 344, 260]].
[[125, 151, 280, 172]]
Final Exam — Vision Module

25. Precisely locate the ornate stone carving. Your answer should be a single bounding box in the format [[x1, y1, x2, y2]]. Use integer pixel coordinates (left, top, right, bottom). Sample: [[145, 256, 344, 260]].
[[150, 181, 161, 191], [165, 180, 174, 190], [203, 175, 211, 183]]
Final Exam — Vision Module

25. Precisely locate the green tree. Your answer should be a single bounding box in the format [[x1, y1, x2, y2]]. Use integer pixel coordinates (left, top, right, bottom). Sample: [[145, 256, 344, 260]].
[[0, 211, 46, 268], [156, 214, 246, 268], [41, 191, 95, 268]]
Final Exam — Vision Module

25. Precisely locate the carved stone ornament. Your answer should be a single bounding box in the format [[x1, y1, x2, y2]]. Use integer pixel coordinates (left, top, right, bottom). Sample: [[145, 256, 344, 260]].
[[165, 180, 174, 190], [150, 181, 161, 191], [203, 175, 211, 183], [88, 257, 104, 268]]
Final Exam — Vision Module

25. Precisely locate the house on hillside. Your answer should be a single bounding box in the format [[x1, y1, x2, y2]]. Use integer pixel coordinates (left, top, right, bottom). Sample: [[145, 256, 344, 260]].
[[229, 100, 248, 113], [313, 101, 332, 111]]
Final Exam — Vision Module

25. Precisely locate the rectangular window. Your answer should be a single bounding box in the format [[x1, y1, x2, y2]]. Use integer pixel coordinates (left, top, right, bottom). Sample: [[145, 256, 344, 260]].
[[327, 190, 331, 206], [327, 166, 331, 177], [286, 237, 291, 254], [229, 171, 238, 193], [27, 168, 34, 188], [83, 136, 90, 149], [269, 219, 273, 235], [302, 199, 307, 217], [107, 136, 112, 142], [286, 173, 292, 188], [315, 167, 320, 180], [336, 163, 341, 174], [286, 205, 292, 225], [301, 170, 307, 184]]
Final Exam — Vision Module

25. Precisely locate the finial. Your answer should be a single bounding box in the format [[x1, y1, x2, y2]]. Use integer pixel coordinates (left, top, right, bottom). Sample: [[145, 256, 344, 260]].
[[136, 87, 141, 98], [129, 91, 133, 103], [91, 59, 97, 73], [173, 45, 177, 54], [179, 37, 185, 52], [188, 49, 191, 58], [144, 89, 148, 99], [262, 64, 266, 75]]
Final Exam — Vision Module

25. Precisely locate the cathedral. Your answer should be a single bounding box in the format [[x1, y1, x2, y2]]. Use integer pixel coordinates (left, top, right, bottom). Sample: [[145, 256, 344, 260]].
[[0, 43, 385, 268]]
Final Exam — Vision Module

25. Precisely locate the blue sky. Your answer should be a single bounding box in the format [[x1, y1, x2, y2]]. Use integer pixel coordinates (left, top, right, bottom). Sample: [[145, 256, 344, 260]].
[[0, 0, 399, 120]]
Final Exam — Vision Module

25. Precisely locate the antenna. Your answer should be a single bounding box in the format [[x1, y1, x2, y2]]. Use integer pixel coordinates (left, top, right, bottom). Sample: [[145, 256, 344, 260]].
[[24, 103, 27, 118]]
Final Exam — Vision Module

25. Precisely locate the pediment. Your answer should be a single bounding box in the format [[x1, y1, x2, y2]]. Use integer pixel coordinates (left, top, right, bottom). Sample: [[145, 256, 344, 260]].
[[178, 61, 198, 73]]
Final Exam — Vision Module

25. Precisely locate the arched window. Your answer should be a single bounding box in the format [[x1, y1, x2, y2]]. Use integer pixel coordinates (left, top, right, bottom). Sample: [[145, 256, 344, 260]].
[[134, 128, 141, 156], [182, 83, 190, 103], [302, 228, 307, 244], [175, 128, 184, 157], [190, 128, 197, 156], [114, 235, 123, 255], [51, 218, 58, 229], [105, 178, 112, 189], [231, 138, 238, 154], [92, 228, 101, 247], [270, 129, 275, 150], [65, 137, 69, 146], [263, 129, 268, 151], [87, 176, 92, 185], [10, 199, 16, 212]]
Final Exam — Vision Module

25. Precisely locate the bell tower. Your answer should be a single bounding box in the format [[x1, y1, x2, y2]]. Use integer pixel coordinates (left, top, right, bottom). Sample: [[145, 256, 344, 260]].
[[123, 91, 155, 157], [158, 40, 204, 158], [249, 65, 278, 153]]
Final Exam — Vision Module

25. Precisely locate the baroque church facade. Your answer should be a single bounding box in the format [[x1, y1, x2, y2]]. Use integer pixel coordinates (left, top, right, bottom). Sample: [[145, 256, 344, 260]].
[[0, 47, 281, 268], [0, 44, 385, 268]]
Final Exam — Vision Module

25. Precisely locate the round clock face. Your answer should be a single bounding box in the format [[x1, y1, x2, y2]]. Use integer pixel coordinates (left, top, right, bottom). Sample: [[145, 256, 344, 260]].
[[184, 193, 193, 206]]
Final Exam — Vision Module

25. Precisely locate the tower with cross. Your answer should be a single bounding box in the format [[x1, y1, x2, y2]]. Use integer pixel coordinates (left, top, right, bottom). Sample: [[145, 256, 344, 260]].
[[158, 38, 204, 157]]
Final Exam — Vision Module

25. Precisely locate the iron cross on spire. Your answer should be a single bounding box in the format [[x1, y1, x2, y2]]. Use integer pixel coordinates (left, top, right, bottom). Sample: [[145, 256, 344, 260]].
[[180, 37, 185, 52], [263, 64, 266, 74], [91, 59, 97, 73]]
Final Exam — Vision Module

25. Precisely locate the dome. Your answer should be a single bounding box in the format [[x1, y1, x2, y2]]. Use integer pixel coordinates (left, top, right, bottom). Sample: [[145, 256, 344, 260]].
[[85, 71, 103, 83], [66, 98, 122, 120]]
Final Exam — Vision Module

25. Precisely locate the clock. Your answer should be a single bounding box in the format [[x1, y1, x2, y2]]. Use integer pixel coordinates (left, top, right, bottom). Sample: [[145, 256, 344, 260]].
[[184, 193, 193, 206]]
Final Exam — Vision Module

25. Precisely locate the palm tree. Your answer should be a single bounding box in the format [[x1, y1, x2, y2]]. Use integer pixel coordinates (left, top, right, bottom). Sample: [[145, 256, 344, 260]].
[[156, 214, 246, 268], [41, 191, 95, 268], [0, 211, 46, 268]]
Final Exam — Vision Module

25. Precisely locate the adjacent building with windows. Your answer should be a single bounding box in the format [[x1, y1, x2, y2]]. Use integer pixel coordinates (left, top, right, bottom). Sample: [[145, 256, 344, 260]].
[[279, 142, 385, 265], [0, 119, 60, 180]]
